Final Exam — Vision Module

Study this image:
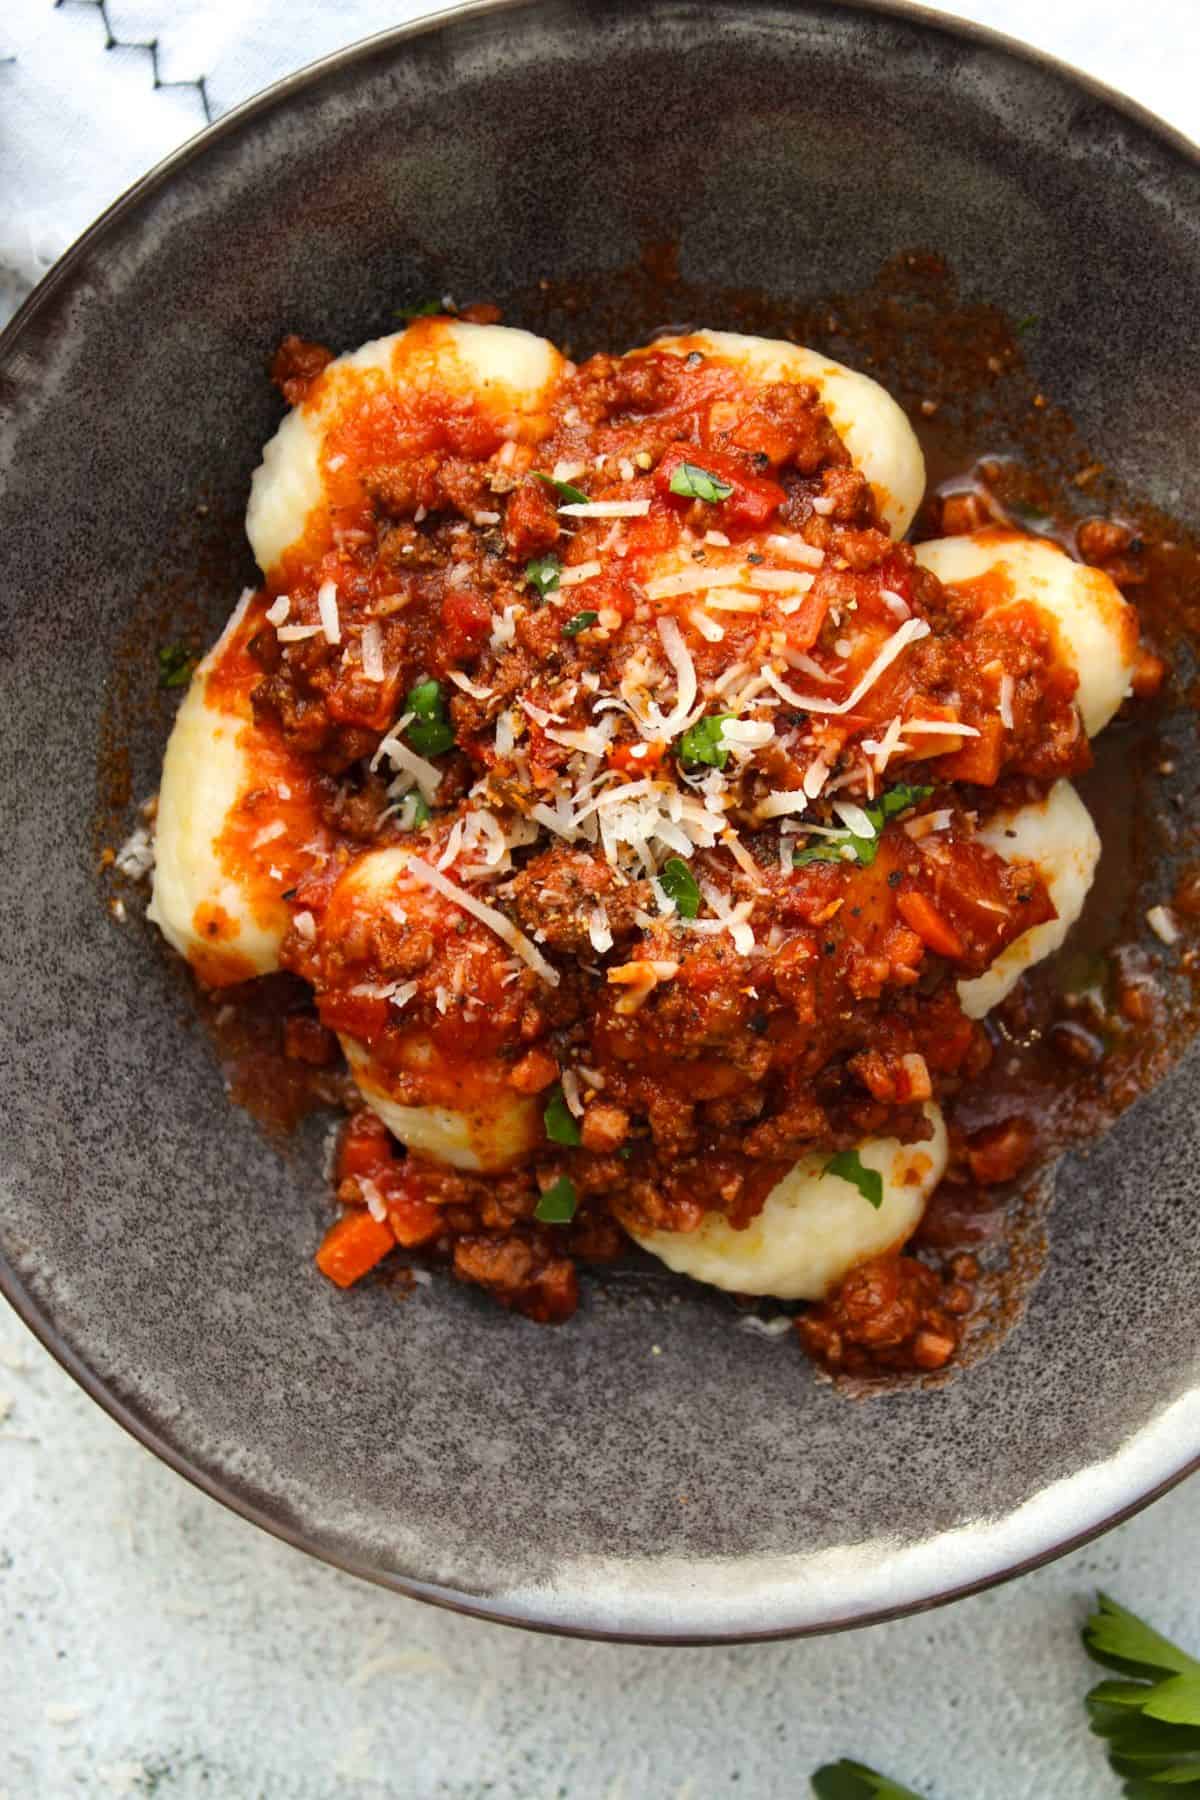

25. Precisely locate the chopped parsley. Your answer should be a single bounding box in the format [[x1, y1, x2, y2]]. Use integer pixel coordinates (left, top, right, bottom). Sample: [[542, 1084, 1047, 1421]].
[[543, 1086, 582, 1147], [533, 471, 589, 506], [1007, 499, 1056, 536], [668, 461, 734, 503], [534, 1174, 578, 1224], [403, 679, 455, 757], [659, 856, 701, 919], [397, 792, 431, 830], [793, 783, 933, 870], [811, 1761, 927, 1800], [525, 553, 561, 599], [677, 712, 732, 769], [395, 299, 442, 323], [157, 644, 196, 689], [821, 1148, 884, 1210], [1015, 313, 1039, 335], [562, 610, 599, 637]]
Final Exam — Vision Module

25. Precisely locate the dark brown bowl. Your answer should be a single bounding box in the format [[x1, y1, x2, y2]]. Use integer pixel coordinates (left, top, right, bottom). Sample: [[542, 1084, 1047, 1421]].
[[3, 0, 1200, 1642]]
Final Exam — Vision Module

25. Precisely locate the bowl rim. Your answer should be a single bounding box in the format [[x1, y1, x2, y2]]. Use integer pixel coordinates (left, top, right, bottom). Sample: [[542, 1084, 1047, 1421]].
[[4, 0, 1200, 1645]]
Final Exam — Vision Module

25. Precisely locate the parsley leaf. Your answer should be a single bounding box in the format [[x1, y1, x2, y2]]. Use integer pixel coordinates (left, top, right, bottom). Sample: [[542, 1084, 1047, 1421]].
[[659, 857, 701, 919], [677, 713, 732, 769], [1007, 499, 1057, 537], [525, 553, 561, 599], [1015, 313, 1039, 335], [794, 841, 854, 869], [543, 1086, 582, 1147], [811, 1761, 928, 1800], [395, 299, 442, 323], [563, 610, 599, 637], [533, 471, 589, 506], [1083, 1593, 1200, 1788], [793, 783, 934, 870], [397, 792, 431, 830], [534, 1174, 578, 1224], [821, 1149, 884, 1210], [669, 461, 734, 503], [157, 644, 196, 690], [403, 679, 456, 757]]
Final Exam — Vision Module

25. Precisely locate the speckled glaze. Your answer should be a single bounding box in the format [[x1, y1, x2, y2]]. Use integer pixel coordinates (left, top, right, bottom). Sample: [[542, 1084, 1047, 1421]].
[[3, 0, 1200, 1643]]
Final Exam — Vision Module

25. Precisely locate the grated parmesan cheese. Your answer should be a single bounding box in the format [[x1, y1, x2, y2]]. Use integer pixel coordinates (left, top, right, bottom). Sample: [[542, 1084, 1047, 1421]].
[[1147, 904, 1180, 945], [402, 852, 560, 985], [558, 499, 651, 519], [998, 674, 1015, 731], [317, 580, 341, 644], [360, 622, 385, 683], [764, 617, 931, 716]]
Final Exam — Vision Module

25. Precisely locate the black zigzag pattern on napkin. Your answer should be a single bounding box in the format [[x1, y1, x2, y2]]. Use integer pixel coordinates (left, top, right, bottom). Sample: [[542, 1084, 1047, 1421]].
[[54, 0, 214, 123]]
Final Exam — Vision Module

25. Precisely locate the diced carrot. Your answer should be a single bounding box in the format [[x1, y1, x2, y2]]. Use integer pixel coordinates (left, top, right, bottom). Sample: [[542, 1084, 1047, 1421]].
[[315, 1209, 395, 1288], [938, 714, 1005, 785], [387, 1195, 443, 1248], [336, 1111, 393, 1183], [897, 891, 967, 960]]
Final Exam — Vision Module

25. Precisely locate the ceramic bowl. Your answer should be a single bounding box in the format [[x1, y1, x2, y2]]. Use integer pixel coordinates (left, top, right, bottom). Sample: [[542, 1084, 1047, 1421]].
[[3, 0, 1200, 1641]]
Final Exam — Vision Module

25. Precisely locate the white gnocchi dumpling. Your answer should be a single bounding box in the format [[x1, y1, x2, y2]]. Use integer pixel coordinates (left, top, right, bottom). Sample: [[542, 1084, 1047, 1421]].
[[640, 330, 927, 537], [914, 530, 1138, 737], [319, 847, 541, 1174], [627, 1104, 947, 1301], [148, 591, 325, 985], [957, 780, 1100, 1021], [246, 319, 567, 578]]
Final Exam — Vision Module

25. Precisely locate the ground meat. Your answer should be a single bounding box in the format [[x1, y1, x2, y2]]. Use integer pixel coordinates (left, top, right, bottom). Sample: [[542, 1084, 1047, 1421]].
[[505, 849, 651, 954], [452, 1233, 578, 1323], [797, 1252, 972, 1375], [270, 334, 333, 405]]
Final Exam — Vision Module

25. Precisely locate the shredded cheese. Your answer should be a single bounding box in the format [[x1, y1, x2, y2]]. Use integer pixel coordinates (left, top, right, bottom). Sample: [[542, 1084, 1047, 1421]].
[[360, 622, 385, 683], [402, 852, 560, 985], [317, 580, 341, 645], [558, 499, 651, 519], [763, 618, 932, 716]]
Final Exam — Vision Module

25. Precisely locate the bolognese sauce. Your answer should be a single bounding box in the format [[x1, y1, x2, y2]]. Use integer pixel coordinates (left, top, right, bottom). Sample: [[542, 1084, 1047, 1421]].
[[133, 301, 1181, 1382]]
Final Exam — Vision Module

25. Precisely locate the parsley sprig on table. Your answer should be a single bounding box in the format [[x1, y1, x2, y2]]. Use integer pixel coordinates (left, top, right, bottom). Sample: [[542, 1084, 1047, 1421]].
[[810, 1594, 1200, 1799], [811, 1763, 928, 1800], [1083, 1593, 1200, 1795]]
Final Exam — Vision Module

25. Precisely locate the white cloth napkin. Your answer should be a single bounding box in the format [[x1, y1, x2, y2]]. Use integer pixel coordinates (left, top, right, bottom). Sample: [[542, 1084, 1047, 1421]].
[[2, 0, 1198, 327]]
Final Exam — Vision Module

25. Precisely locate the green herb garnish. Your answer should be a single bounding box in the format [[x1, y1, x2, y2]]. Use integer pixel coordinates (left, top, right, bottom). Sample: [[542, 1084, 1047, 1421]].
[[157, 644, 196, 690], [525, 553, 562, 599], [677, 712, 732, 769], [793, 782, 934, 870], [1015, 314, 1039, 335], [534, 1174, 578, 1224], [563, 611, 599, 637], [543, 1087, 582, 1147], [659, 856, 701, 919], [811, 1761, 928, 1800], [395, 299, 442, 323], [1083, 1592, 1200, 1794], [533, 471, 589, 506], [403, 679, 456, 757], [1008, 499, 1057, 536], [821, 1149, 884, 1210], [397, 792, 431, 830], [669, 461, 735, 504]]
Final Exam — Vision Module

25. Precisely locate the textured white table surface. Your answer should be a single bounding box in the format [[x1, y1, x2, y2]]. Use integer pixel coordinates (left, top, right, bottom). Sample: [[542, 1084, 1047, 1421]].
[[3, 3, 1200, 1796]]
